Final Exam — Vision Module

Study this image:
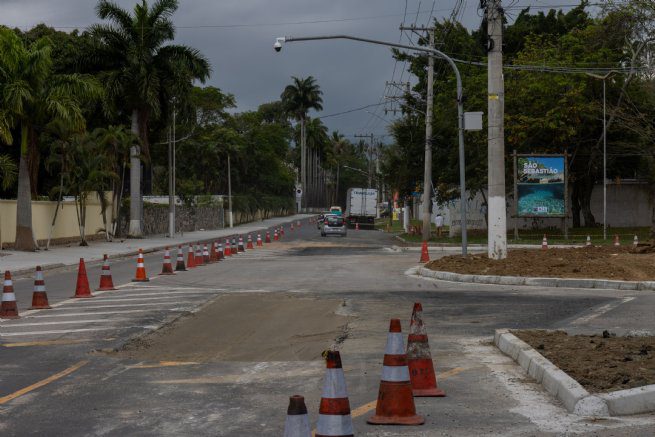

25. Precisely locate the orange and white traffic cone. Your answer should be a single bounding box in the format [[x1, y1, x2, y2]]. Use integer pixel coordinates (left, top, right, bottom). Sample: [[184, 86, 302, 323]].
[[238, 236, 245, 252], [187, 244, 196, 268], [203, 243, 210, 264], [218, 242, 225, 260], [355, 223, 360, 231], [407, 302, 445, 397], [634, 235, 639, 247], [586, 235, 591, 247], [280, 225, 285, 237], [73, 258, 94, 298], [290, 223, 295, 231], [195, 244, 204, 266], [1, 271, 19, 319], [367, 319, 424, 425], [175, 245, 187, 271], [97, 254, 116, 291], [542, 235, 548, 250], [283, 395, 311, 437], [256, 233, 263, 247], [614, 235, 620, 246], [231, 237, 238, 254], [274, 229, 279, 241], [29, 266, 52, 310], [419, 241, 430, 263], [161, 247, 175, 275], [225, 239, 232, 256], [209, 241, 218, 263], [133, 249, 150, 282], [265, 232, 271, 243], [316, 350, 354, 436], [247, 234, 254, 249], [297, 220, 301, 228]]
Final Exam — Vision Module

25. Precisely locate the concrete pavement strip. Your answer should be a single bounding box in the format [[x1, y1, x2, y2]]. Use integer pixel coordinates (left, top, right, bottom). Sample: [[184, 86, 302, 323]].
[[494, 329, 655, 417], [410, 265, 655, 291], [0, 213, 312, 278]]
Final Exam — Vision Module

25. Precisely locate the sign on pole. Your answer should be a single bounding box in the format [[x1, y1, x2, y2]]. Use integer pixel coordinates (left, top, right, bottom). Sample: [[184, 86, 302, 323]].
[[516, 155, 566, 217]]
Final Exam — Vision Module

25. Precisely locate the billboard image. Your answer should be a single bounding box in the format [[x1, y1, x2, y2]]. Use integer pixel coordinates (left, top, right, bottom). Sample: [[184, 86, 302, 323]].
[[517, 156, 565, 217]]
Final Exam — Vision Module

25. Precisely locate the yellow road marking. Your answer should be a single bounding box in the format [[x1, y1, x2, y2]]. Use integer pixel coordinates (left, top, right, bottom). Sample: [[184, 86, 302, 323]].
[[127, 361, 200, 369], [0, 360, 89, 405], [2, 339, 89, 348]]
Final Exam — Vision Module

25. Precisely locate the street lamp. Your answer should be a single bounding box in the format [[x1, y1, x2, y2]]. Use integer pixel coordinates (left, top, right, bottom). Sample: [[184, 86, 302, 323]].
[[586, 71, 619, 241], [274, 35, 468, 255]]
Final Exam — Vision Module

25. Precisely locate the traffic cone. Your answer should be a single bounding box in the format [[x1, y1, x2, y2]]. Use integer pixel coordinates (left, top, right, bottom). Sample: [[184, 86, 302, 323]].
[[73, 258, 94, 297], [407, 303, 445, 397], [231, 237, 238, 254], [133, 249, 150, 282], [1, 271, 19, 319], [297, 220, 301, 228], [542, 235, 548, 250], [283, 395, 311, 437], [97, 254, 116, 291], [225, 239, 232, 256], [29, 266, 51, 310], [210, 241, 219, 263], [586, 235, 591, 247], [203, 243, 210, 264], [614, 234, 620, 247], [356, 223, 360, 231], [187, 244, 196, 268], [161, 247, 175, 275], [274, 229, 279, 241], [316, 350, 354, 437], [195, 244, 204, 266], [257, 233, 263, 247], [419, 241, 430, 263], [367, 319, 424, 425], [238, 236, 245, 252], [175, 245, 187, 271], [247, 234, 254, 249], [217, 242, 225, 260], [291, 223, 295, 231], [280, 225, 285, 237], [634, 235, 639, 247], [265, 231, 271, 243]]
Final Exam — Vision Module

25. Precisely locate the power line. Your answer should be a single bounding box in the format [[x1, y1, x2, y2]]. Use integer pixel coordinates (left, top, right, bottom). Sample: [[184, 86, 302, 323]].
[[318, 102, 388, 119]]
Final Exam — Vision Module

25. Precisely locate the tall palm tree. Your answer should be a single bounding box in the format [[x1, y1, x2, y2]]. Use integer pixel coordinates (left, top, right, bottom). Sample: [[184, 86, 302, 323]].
[[280, 76, 323, 210], [91, 0, 211, 237], [0, 28, 100, 251]]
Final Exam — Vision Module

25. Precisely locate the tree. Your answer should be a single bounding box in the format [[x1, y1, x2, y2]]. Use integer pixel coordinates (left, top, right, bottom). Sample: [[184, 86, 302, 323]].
[[0, 27, 100, 251], [280, 76, 323, 209], [90, 0, 211, 237], [0, 155, 17, 190]]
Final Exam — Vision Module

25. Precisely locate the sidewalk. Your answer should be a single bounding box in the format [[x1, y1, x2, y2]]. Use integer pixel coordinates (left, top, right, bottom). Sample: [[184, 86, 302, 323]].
[[0, 214, 311, 276]]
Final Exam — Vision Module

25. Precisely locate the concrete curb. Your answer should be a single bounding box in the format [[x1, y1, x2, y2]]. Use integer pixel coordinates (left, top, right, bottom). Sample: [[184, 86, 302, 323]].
[[414, 266, 655, 291], [494, 329, 655, 416]]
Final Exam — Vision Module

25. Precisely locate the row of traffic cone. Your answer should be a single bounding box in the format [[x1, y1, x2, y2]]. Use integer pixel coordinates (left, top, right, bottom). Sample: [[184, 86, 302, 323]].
[[1, 226, 291, 319], [283, 302, 443, 435]]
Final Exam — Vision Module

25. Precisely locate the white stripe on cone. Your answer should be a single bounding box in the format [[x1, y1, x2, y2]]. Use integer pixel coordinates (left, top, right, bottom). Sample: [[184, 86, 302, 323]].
[[321, 369, 348, 398], [381, 365, 410, 382], [316, 414, 354, 435], [283, 415, 310, 437], [384, 332, 405, 354], [2, 293, 16, 301], [35, 285, 45, 292], [4, 280, 12, 287]]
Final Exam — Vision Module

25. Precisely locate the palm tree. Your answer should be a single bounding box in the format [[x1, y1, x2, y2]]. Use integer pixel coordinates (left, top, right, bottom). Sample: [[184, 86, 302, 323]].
[[280, 76, 323, 210], [0, 28, 100, 251], [0, 155, 17, 190], [90, 0, 211, 237]]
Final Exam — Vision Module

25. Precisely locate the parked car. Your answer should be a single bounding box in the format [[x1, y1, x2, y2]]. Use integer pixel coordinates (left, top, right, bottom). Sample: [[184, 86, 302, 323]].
[[321, 214, 347, 237]]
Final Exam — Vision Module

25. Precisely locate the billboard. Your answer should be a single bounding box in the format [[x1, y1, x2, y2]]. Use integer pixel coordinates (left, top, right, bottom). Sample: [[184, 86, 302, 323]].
[[517, 155, 566, 217]]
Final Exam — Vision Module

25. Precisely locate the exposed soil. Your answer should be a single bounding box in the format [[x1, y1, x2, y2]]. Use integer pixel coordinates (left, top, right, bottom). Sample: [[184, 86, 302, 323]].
[[514, 330, 655, 393], [425, 246, 655, 281], [114, 293, 351, 362]]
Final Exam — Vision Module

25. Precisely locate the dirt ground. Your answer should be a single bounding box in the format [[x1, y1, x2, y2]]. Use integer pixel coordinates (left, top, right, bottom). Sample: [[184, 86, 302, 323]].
[[426, 246, 655, 281], [514, 330, 655, 393], [115, 293, 351, 362]]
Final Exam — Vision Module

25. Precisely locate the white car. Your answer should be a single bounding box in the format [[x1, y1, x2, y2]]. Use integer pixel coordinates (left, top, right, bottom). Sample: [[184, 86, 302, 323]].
[[321, 214, 347, 237]]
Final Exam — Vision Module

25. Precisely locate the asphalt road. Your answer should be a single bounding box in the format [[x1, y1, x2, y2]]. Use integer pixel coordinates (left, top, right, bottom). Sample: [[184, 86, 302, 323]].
[[1, 219, 655, 436]]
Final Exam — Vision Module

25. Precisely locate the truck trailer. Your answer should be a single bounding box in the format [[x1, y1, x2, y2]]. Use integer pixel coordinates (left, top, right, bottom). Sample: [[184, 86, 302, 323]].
[[345, 188, 378, 228]]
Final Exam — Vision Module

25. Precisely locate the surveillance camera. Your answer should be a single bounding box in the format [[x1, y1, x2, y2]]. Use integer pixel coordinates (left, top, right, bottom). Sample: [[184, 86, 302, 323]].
[[274, 41, 282, 52]]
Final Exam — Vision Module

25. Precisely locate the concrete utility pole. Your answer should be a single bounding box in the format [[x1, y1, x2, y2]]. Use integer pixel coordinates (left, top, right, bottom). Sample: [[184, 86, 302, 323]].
[[354, 133, 375, 188], [301, 119, 306, 212], [168, 102, 176, 238], [487, 0, 507, 259], [227, 154, 233, 228]]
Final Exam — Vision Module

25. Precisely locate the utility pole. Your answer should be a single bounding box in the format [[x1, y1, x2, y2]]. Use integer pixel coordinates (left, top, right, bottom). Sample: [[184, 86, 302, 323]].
[[400, 25, 435, 242], [168, 102, 176, 238], [227, 154, 233, 228], [354, 133, 375, 188], [486, 0, 507, 259]]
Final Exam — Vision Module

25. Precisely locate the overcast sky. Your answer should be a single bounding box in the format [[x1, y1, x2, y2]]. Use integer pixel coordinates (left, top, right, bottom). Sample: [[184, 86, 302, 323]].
[[2, 0, 585, 142]]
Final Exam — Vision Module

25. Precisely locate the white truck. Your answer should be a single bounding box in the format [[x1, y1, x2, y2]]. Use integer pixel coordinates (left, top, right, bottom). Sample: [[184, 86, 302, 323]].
[[345, 188, 378, 228]]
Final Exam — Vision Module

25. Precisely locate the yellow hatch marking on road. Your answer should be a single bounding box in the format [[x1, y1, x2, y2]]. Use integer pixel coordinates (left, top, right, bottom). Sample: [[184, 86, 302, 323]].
[[127, 361, 200, 369], [2, 339, 89, 348], [0, 360, 89, 405]]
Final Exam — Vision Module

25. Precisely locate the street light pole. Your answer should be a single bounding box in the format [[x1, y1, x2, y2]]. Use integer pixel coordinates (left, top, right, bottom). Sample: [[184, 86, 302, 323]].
[[276, 34, 468, 255]]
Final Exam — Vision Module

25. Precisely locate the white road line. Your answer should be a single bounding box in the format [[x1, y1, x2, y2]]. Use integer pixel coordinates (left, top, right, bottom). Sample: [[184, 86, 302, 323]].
[[0, 327, 126, 337], [26, 309, 158, 318], [72, 295, 210, 303], [1, 319, 131, 328], [571, 297, 636, 325], [92, 290, 220, 298], [48, 302, 184, 310]]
